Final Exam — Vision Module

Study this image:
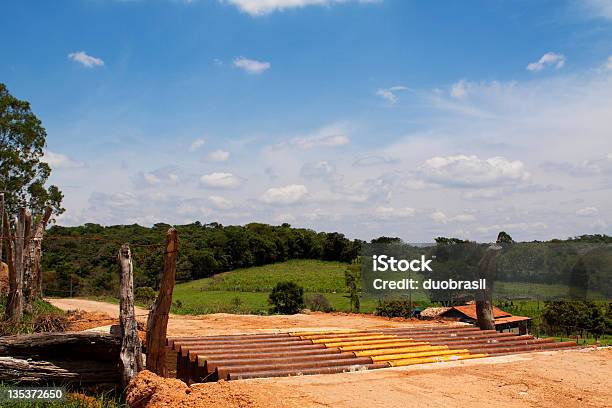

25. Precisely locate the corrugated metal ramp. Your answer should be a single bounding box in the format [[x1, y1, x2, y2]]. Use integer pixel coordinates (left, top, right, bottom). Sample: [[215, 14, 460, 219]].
[[167, 326, 576, 382]]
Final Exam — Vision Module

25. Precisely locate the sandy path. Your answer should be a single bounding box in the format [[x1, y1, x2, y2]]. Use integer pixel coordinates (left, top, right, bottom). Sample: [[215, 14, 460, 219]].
[[47, 298, 462, 337], [47, 298, 149, 318], [235, 348, 611, 408]]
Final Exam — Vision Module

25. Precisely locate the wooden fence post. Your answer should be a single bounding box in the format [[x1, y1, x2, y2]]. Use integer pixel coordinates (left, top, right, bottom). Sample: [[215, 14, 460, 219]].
[[6, 208, 30, 321], [117, 244, 143, 387], [146, 228, 178, 377], [2, 209, 15, 320], [25, 206, 52, 300], [476, 243, 501, 331], [0, 193, 4, 265]]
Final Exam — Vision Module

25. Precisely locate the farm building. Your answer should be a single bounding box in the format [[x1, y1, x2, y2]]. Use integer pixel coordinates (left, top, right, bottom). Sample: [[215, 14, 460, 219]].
[[420, 304, 531, 335]]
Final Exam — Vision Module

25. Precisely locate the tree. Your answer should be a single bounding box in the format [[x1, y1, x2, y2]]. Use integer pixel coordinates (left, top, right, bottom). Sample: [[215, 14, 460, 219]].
[[268, 281, 304, 314], [0, 83, 63, 220], [371, 237, 402, 244], [496, 231, 514, 244], [345, 263, 361, 313]]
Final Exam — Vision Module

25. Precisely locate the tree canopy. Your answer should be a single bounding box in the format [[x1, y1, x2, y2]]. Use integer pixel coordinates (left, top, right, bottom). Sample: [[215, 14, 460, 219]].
[[41, 222, 363, 296], [0, 83, 63, 219]]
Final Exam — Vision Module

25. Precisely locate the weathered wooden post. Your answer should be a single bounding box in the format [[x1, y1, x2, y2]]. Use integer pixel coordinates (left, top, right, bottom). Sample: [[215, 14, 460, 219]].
[[0, 193, 4, 265], [476, 245, 498, 331], [6, 208, 31, 321], [117, 244, 143, 387], [25, 206, 53, 300], [2, 209, 15, 316], [146, 227, 178, 377]]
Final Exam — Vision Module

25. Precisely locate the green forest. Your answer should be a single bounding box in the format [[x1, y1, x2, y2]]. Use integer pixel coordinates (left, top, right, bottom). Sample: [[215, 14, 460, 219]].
[[41, 220, 612, 302], [41, 222, 362, 297]]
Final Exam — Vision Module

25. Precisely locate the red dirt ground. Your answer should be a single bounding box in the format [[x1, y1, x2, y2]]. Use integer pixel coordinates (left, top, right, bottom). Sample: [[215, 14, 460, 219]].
[[51, 299, 612, 408]]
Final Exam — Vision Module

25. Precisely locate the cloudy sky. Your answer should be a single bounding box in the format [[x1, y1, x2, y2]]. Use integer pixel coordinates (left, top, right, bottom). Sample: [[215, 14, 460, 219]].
[[1, 0, 611, 242]]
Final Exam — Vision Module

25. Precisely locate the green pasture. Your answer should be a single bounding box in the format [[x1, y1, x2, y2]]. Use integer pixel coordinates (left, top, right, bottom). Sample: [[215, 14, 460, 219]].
[[171, 259, 381, 314]]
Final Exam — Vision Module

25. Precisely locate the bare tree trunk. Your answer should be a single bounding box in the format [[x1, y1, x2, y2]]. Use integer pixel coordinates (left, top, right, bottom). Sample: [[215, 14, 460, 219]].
[[26, 207, 52, 300], [2, 209, 15, 306], [0, 332, 122, 387], [476, 244, 501, 331], [0, 357, 121, 386], [0, 194, 4, 265], [22, 211, 33, 313], [117, 244, 143, 388], [0, 332, 121, 360], [6, 208, 31, 321], [146, 228, 178, 377]]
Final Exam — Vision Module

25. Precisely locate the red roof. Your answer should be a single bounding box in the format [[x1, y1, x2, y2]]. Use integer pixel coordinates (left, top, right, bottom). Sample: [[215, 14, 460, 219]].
[[442, 304, 512, 320], [494, 315, 531, 325]]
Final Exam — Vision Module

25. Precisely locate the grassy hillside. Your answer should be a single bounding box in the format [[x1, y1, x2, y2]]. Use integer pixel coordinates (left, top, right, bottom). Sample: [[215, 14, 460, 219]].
[[172, 259, 378, 314]]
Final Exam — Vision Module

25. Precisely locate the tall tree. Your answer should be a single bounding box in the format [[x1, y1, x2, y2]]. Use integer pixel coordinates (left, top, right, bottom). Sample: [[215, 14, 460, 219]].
[[0, 83, 63, 220]]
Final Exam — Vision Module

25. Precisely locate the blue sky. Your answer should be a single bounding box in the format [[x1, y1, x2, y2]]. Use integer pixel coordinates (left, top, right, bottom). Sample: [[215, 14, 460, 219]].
[[1, 0, 612, 241]]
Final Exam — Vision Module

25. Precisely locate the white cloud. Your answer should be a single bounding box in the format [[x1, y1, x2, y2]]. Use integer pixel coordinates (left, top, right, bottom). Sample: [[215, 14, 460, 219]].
[[431, 211, 475, 223], [274, 213, 296, 223], [353, 155, 397, 167], [206, 149, 230, 162], [300, 161, 337, 180], [543, 154, 612, 177], [133, 166, 181, 188], [419, 155, 530, 188], [376, 86, 408, 104], [526, 52, 566, 72], [450, 79, 470, 99], [461, 188, 502, 200], [209, 195, 234, 210], [189, 138, 205, 152], [452, 213, 477, 222], [233, 57, 270, 74], [374, 206, 416, 219], [430, 211, 448, 223], [199, 172, 242, 189], [576, 207, 599, 216], [580, 0, 612, 20], [260, 184, 308, 205], [68, 51, 104, 68], [90, 192, 137, 208], [42, 151, 86, 169], [224, 0, 381, 16], [605, 56, 612, 70], [282, 123, 350, 149]]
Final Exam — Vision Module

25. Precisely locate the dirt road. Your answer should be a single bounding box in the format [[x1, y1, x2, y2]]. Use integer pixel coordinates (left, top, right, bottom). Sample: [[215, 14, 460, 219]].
[[50, 298, 611, 408], [48, 298, 149, 318], [231, 348, 611, 408], [47, 298, 456, 337]]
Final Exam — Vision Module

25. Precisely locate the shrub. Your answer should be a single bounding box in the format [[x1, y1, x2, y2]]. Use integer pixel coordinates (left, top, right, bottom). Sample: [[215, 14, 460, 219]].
[[375, 299, 416, 318], [33, 312, 69, 332], [305, 293, 333, 312], [134, 286, 157, 306], [0, 297, 68, 335], [268, 281, 304, 314], [304, 293, 334, 313]]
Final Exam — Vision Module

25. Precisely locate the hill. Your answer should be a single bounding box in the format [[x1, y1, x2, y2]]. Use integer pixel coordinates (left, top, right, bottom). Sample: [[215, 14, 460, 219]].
[[41, 222, 362, 297], [171, 259, 378, 314]]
